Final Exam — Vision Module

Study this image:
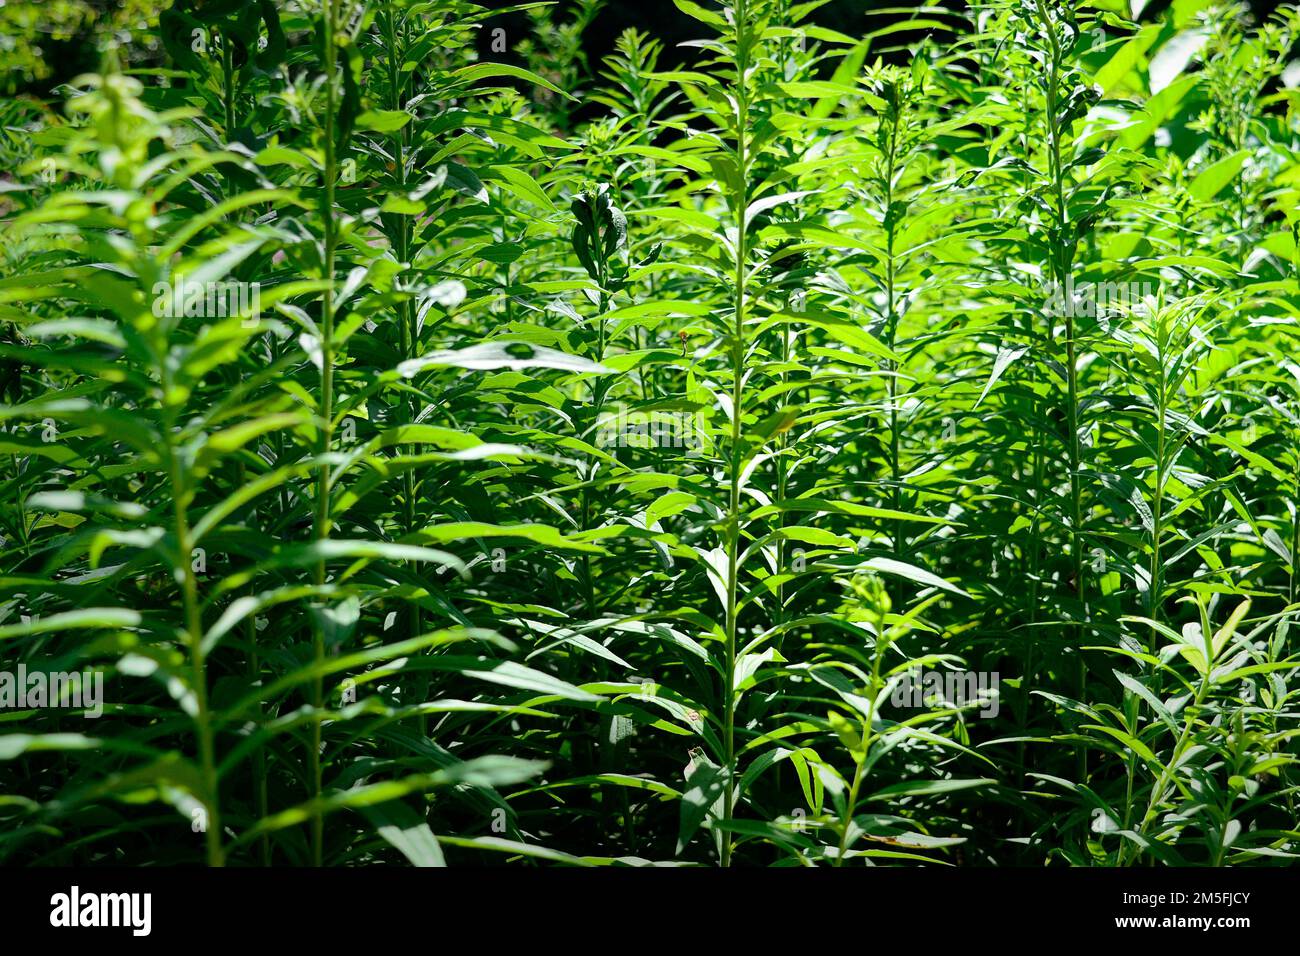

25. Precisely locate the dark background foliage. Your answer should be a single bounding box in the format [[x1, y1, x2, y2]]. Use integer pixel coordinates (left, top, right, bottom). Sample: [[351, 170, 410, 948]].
[[8, 0, 1286, 96]]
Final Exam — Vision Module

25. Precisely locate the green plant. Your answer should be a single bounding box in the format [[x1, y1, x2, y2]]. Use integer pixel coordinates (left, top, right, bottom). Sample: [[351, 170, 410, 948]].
[[1, 0, 1298, 869]]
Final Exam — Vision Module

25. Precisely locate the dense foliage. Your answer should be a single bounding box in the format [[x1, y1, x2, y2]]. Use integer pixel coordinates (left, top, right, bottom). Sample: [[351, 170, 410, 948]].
[[2, 0, 1300, 867]]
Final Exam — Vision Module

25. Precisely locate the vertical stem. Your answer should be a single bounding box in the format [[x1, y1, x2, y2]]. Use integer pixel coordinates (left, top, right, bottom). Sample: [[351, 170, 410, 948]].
[[1121, 669, 1212, 866], [580, 276, 610, 619], [1291, 241, 1300, 606], [774, 322, 790, 634], [237, 459, 271, 866], [218, 35, 264, 865], [720, 0, 750, 869], [221, 34, 235, 143], [1291, 423, 1300, 605], [883, 100, 903, 563], [1036, 0, 1087, 735], [382, 9, 422, 650], [1017, 32, 1044, 771], [164, 422, 223, 866], [1149, 353, 1167, 640], [835, 601, 887, 865], [309, 0, 340, 867]]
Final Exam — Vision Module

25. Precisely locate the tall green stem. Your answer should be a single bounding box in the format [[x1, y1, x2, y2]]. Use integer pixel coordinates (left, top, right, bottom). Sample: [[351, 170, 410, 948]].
[[580, 276, 610, 619], [1291, 425, 1300, 605], [1149, 356, 1168, 638], [1120, 669, 1213, 866], [381, 9, 422, 646], [720, 0, 751, 869], [835, 601, 887, 865], [882, 98, 904, 564], [162, 399, 223, 866], [1036, 0, 1088, 733], [309, 0, 340, 868]]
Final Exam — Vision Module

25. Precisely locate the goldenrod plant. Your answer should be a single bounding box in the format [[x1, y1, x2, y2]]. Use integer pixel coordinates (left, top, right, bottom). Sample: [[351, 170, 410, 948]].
[[0, 0, 1298, 868]]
